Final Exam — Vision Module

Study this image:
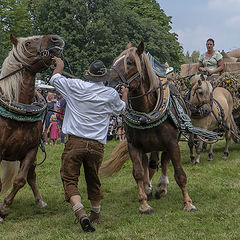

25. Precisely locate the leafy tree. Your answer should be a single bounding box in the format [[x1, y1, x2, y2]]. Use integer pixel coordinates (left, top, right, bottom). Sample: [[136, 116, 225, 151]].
[[183, 50, 200, 64], [0, 0, 33, 65], [191, 50, 200, 63], [32, 0, 184, 75], [122, 0, 184, 70]]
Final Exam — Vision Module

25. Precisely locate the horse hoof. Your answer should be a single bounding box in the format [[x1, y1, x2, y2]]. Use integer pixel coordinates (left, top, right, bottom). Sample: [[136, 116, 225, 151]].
[[36, 199, 47, 208], [0, 214, 7, 224], [139, 207, 154, 215], [155, 190, 166, 199], [190, 157, 195, 164], [147, 192, 152, 201], [222, 152, 228, 159], [189, 208, 197, 213], [184, 204, 197, 212]]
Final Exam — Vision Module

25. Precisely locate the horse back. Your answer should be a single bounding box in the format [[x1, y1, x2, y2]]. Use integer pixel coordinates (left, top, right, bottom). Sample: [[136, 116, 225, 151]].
[[213, 87, 233, 115]]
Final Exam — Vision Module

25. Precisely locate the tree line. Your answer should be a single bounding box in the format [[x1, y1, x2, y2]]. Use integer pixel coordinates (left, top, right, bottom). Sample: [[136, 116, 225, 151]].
[[1, 0, 185, 78]]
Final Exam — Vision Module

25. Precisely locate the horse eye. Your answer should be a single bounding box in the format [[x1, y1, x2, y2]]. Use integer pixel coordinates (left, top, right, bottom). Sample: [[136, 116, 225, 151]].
[[198, 92, 203, 96], [127, 61, 132, 66], [25, 42, 31, 47]]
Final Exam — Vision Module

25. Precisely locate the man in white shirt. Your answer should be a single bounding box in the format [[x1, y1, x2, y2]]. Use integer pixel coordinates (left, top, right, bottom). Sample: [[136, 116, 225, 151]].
[[50, 57, 128, 232]]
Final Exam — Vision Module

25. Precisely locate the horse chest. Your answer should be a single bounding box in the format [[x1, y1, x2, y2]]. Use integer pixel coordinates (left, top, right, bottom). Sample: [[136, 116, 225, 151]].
[[0, 121, 42, 160]]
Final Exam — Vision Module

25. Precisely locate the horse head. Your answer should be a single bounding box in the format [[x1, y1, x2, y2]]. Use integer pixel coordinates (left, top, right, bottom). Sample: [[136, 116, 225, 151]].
[[108, 42, 145, 91], [189, 73, 213, 117], [9, 34, 65, 73], [109, 42, 158, 93], [0, 34, 65, 103]]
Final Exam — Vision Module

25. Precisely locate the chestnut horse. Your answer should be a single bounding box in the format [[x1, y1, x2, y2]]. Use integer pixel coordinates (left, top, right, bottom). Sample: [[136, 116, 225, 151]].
[[0, 34, 64, 222], [100, 42, 196, 214], [188, 73, 238, 165]]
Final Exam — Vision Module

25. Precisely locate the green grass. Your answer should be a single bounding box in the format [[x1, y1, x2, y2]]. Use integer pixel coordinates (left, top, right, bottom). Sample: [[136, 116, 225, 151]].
[[1, 140, 240, 239]]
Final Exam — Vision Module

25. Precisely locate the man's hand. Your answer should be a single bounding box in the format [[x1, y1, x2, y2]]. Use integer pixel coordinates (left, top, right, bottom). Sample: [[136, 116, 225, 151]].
[[121, 86, 129, 104], [52, 56, 64, 76]]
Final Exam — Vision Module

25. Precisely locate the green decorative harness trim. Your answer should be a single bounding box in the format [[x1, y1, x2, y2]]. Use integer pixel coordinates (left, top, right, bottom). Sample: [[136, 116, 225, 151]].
[[123, 85, 219, 140], [0, 105, 45, 122], [0, 92, 46, 122], [123, 100, 171, 129], [123, 81, 171, 129]]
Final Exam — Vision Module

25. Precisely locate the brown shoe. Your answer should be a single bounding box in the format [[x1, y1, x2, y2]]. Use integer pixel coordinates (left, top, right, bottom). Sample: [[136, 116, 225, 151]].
[[89, 210, 101, 224], [75, 209, 95, 232]]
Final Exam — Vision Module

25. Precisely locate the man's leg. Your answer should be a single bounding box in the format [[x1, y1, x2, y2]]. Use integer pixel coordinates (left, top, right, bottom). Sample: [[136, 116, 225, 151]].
[[83, 141, 104, 223], [60, 137, 95, 232]]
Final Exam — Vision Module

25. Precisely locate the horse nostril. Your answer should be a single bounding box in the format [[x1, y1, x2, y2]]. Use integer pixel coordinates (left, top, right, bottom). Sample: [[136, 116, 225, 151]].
[[51, 35, 60, 42]]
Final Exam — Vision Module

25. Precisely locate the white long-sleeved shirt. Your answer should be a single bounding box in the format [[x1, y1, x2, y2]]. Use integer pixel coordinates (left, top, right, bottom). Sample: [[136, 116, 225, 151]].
[[50, 73, 126, 144]]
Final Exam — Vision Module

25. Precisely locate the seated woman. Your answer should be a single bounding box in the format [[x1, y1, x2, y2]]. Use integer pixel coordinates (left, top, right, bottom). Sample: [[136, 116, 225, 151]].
[[198, 38, 224, 80]]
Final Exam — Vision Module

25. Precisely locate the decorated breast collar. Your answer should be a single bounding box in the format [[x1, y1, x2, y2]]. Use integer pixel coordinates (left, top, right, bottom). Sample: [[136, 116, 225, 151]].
[[123, 77, 170, 129], [0, 91, 47, 122]]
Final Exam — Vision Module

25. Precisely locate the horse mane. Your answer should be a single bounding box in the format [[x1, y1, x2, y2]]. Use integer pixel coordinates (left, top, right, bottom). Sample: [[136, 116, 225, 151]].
[[0, 36, 39, 102], [115, 47, 159, 91]]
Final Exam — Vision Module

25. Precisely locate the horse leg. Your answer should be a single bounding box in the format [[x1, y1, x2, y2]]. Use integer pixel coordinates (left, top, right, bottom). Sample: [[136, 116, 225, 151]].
[[142, 153, 152, 201], [169, 142, 197, 212], [223, 128, 231, 158], [195, 140, 203, 165], [155, 151, 170, 199], [128, 143, 153, 214], [0, 149, 37, 220], [208, 144, 213, 161], [188, 134, 195, 164], [148, 151, 159, 200], [27, 161, 47, 208]]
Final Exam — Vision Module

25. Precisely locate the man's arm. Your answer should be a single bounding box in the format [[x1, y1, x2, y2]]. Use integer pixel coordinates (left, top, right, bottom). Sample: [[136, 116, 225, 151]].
[[52, 57, 64, 76]]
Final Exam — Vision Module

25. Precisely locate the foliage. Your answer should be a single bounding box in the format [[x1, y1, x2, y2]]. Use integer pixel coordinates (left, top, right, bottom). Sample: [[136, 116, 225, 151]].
[[0, 0, 184, 77], [1, 140, 240, 239], [123, 0, 184, 71], [0, 0, 33, 65], [184, 50, 200, 64], [31, 0, 184, 76]]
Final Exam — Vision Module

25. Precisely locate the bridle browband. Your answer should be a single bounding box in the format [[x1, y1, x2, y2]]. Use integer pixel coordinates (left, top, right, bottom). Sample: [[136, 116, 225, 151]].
[[0, 36, 63, 81]]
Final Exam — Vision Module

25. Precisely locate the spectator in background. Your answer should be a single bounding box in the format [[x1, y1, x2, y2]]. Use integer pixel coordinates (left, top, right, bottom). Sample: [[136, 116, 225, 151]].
[[116, 115, 125, 141], [47, 114, 60, 145], [44, 92, 56, 144], [56, 93, 66, 143]]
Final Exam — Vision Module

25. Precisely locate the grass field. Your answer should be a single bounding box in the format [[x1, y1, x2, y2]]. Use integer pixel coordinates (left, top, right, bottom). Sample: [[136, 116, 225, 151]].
[[1, 139, 240, 240]]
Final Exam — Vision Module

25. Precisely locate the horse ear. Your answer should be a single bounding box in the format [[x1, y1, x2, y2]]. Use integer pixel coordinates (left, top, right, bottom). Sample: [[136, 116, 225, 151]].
[[125, 42, 132, 49], [136, 41, 144, 56], [200, 74, 205, 81], [198, 79, 202, 86], [10, 34, 18, 46]]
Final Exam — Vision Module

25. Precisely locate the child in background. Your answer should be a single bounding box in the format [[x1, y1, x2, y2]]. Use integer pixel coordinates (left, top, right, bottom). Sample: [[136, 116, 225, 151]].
[[47, 114, 60, 145]]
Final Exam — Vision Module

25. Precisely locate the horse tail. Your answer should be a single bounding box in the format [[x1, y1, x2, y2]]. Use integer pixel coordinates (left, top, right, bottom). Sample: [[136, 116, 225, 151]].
[[230, 115, 240, 143], [0, 160, 20, 196], [100, 140, 130, 177]]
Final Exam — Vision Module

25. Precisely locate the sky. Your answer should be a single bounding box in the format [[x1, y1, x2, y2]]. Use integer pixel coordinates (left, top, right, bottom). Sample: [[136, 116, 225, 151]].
[[157, 0, 240, 54]]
